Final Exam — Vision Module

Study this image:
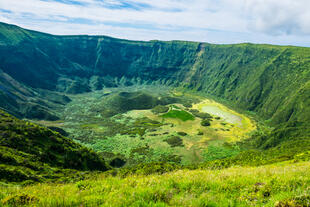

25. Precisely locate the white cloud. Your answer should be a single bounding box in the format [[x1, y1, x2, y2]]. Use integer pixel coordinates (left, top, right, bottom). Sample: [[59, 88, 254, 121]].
[[0, 0, 249, 33], [0, 0, 309, 46], [245, 0, 310, 35], [0, 15, 11, 24]]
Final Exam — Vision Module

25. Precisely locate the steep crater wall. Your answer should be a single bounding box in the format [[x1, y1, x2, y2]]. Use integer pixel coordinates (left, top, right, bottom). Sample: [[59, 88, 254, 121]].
[[0, 22, 309, 125]]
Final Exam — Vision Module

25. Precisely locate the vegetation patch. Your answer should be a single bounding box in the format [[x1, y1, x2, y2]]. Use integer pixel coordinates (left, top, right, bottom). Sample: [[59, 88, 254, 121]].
[[130, 145, 151, 156], [177, 132, 187, 136], [275, 195, 310, 207], [201, 119, 211, 126], [120, 127, 146, 136], [120, 117, 162, 137], [161, 110, 195, 121], [151, 105, 169, 114], [190, 110, 213, 119], [106, 91, 159, 113], [1, 194, 39, 206], [164, 136, 184, 147], [109, 157, 126, 168], [134, 117, 162, 127], [202, 144, 240, 162], [182, 103, 192, 108]]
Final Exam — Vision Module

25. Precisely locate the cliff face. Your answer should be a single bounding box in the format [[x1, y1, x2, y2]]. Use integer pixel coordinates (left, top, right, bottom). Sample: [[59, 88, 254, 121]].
[[0, 22, 309, 124]]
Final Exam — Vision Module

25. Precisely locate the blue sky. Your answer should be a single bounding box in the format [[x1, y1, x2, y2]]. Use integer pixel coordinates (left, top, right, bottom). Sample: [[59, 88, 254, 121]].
[[0, 0, 309, 46]]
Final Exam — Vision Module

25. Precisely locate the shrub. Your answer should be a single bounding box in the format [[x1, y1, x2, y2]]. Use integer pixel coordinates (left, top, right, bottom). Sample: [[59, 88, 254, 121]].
[[275, 195, 310, 207], [182, 103, 192, 108], [164, 136, 184, 147], [177, 132, 187, 136], [201, 119, 211, 126], [2, 194, 38, 206], [109, 158, 126, 168], [193, 112, 213, 119]]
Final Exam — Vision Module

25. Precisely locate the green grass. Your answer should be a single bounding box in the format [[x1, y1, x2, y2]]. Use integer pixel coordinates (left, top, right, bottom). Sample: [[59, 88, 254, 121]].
[[1, 161, 310, 206], [161, 110, 195, 121]]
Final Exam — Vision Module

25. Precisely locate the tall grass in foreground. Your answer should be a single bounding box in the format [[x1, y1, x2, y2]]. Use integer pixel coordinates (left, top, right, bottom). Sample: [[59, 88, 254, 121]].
[[1, 161, 310, 206]]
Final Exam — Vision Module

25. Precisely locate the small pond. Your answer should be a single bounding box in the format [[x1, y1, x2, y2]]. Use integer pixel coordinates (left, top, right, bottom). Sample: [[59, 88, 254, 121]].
[[202, 106, 242, 124]]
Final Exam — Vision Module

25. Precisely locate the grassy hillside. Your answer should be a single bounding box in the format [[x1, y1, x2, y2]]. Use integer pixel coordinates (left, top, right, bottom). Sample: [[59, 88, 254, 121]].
[[0, 110, 110, 183], [1, 161, 310, 206], [0, 22, 309, 206]]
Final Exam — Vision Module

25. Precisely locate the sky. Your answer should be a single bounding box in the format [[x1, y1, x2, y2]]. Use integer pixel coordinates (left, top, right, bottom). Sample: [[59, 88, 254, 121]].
[[0, 0, 309, 46]]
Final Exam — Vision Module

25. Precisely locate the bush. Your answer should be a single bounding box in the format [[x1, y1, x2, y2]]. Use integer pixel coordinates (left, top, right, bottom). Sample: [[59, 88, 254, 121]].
[[110, 158, 126, 168], [177, 132, 187, 136], [275, 195, 310, 207], [189, 109, 199, 113], [182, 103, 192, 108], [164, 136, 184, 147], [201, 119, 211, 126], [2, 194, 38, 206], [193, 112, 213, 119]]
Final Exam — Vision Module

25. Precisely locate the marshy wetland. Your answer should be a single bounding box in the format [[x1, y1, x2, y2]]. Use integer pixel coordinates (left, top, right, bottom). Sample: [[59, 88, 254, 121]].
[[34, 85, 256, 166]]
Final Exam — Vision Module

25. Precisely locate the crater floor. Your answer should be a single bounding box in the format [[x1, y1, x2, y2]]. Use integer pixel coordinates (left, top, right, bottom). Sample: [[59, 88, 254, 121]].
[[33, 85, 256, 165]]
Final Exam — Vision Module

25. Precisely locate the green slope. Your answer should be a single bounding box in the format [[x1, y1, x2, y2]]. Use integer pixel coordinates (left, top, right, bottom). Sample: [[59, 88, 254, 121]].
[[0, 110, 110, 183]]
